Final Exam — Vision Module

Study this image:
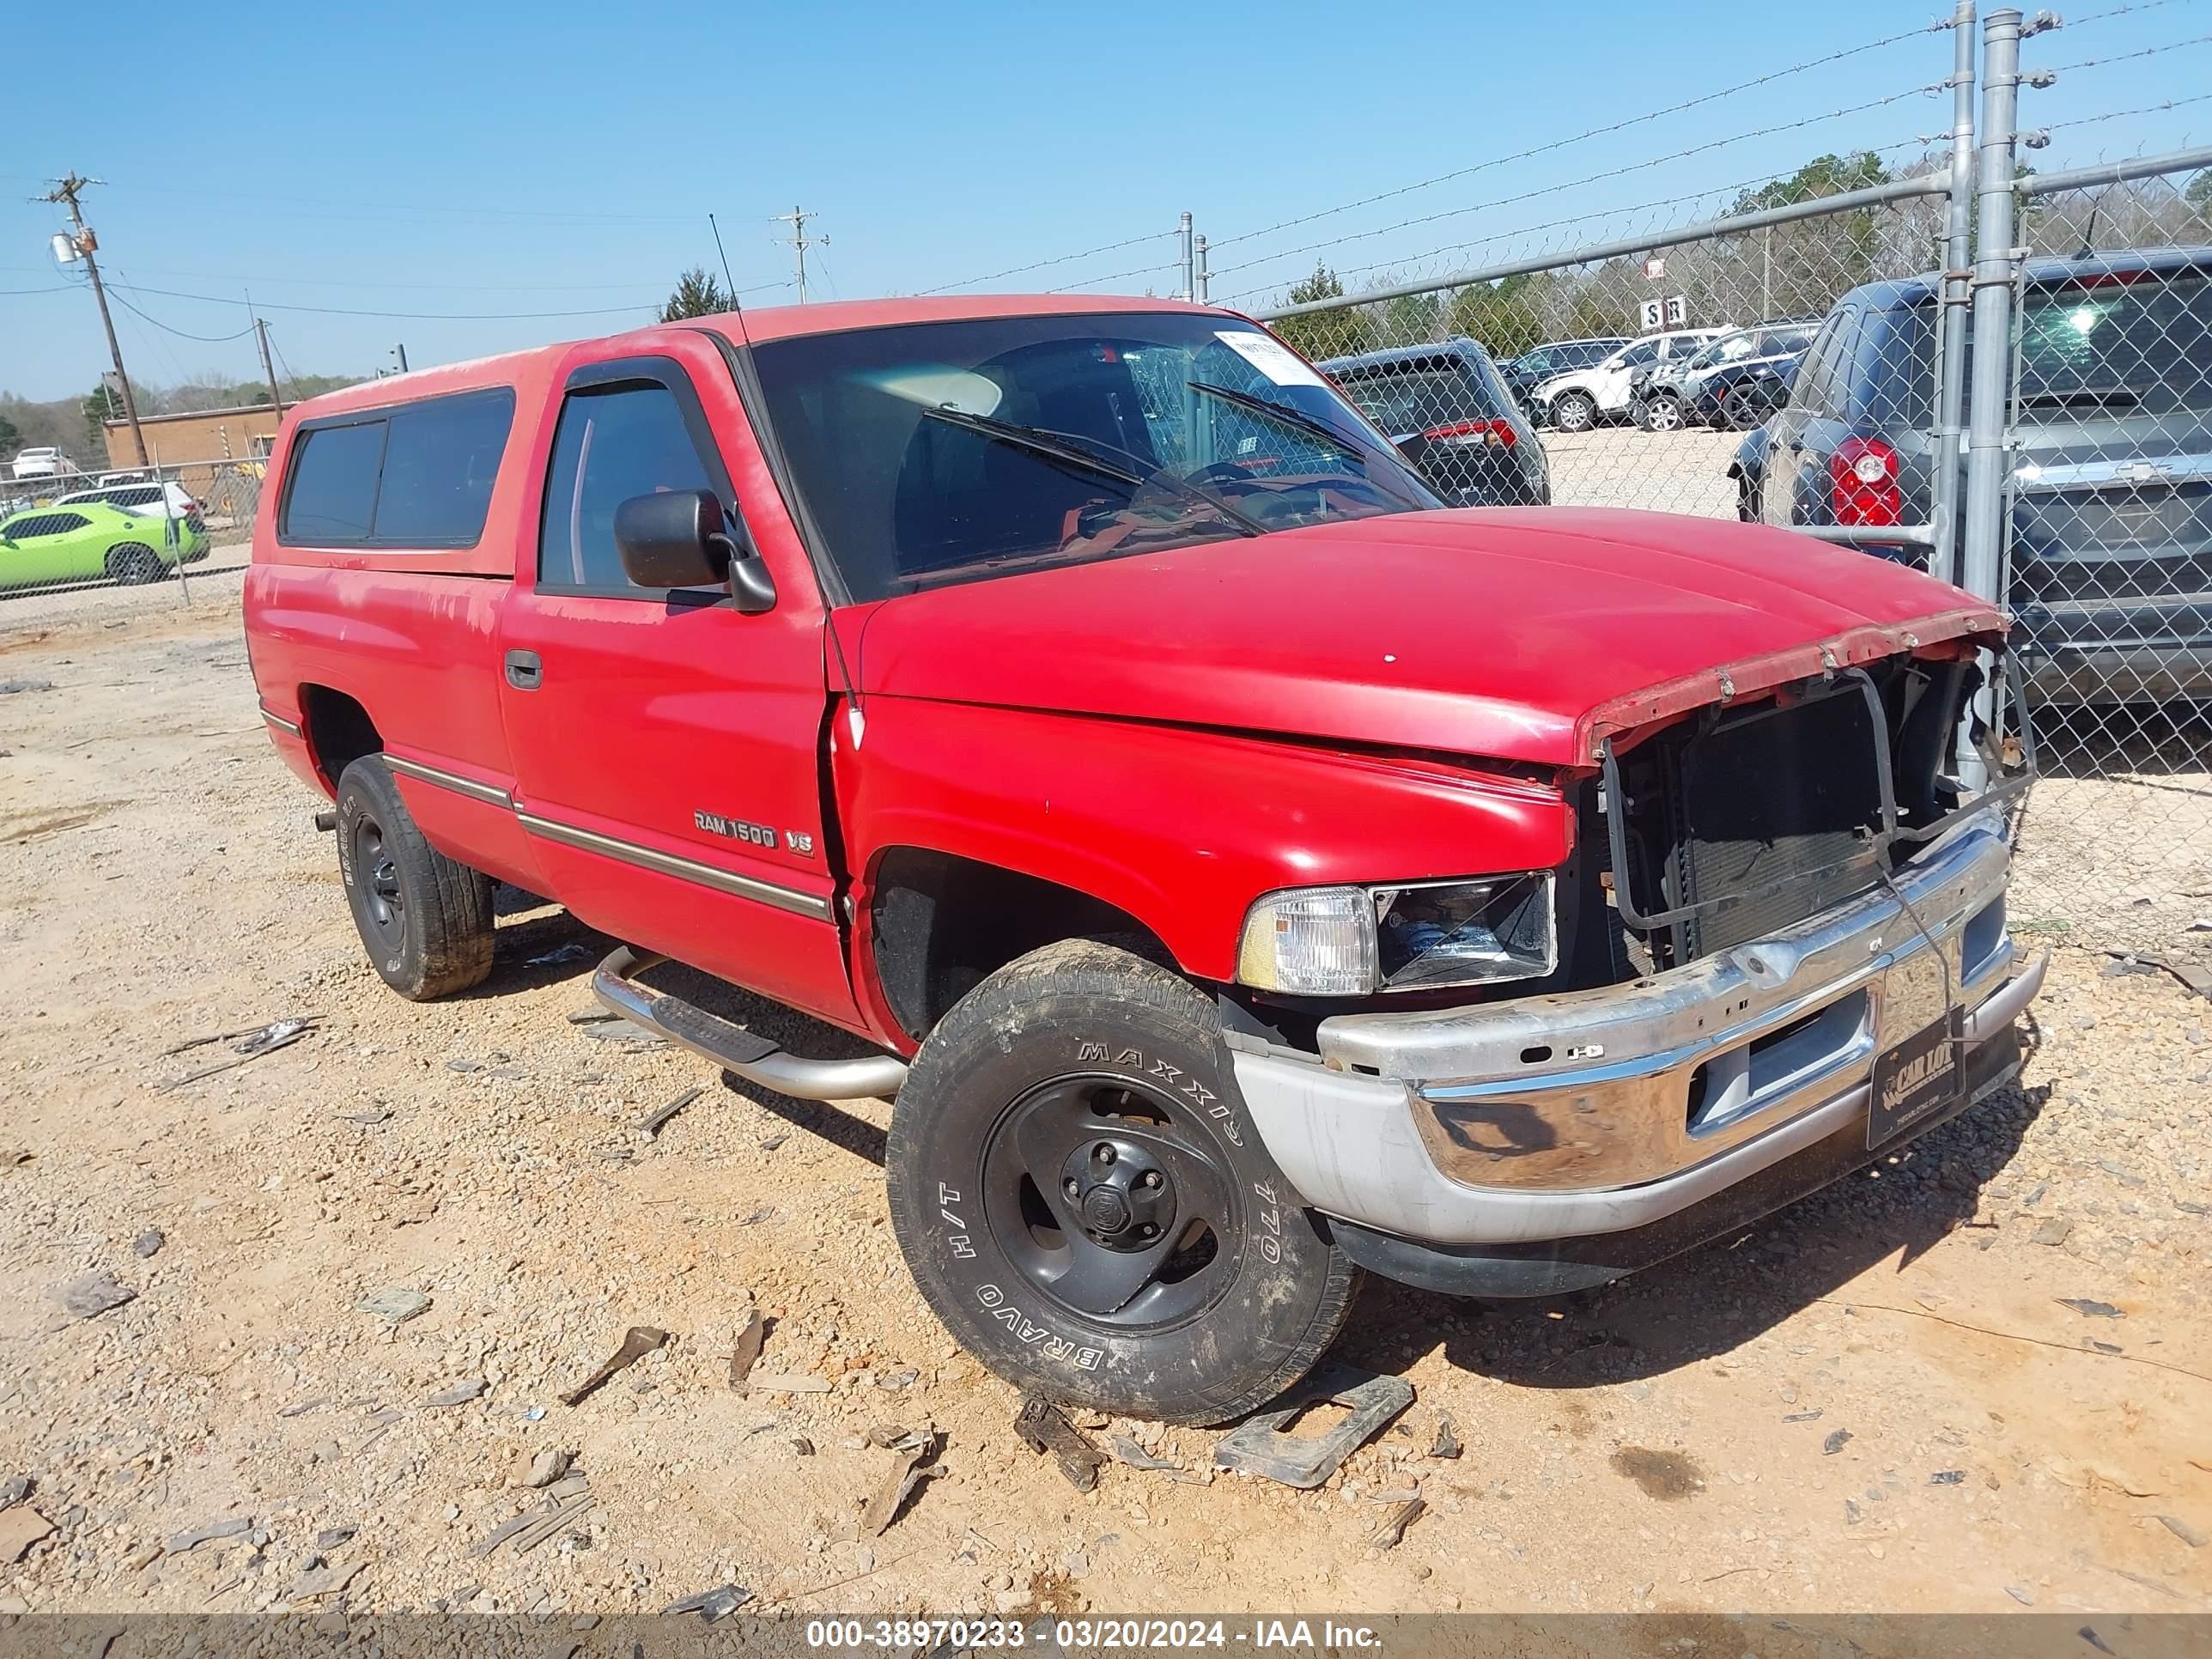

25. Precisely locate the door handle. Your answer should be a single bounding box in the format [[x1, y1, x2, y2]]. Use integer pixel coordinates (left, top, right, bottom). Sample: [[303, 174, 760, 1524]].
[[504, 649, 543, 690]]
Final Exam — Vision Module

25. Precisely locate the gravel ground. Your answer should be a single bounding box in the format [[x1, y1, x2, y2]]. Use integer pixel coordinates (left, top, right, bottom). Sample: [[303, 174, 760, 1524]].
[[1, 597, 2208, 1622]]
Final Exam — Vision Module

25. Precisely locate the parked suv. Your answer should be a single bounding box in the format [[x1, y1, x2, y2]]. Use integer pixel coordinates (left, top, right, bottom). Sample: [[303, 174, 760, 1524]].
[[1534, 328, 1731, 432], [1497, 337, 1628, 411], [1729, 247, 2212, 706], [245, 295, 2039, 1424], [1632, 320, 1820, 432], [1319, 337, 1549, 505]]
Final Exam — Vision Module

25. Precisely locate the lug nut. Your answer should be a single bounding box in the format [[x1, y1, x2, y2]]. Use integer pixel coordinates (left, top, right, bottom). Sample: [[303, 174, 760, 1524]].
[[1093, 1143, 1115, 1165], [1063, 1176, 1079, 1198], [1139, 1170, 1162, 1190], [1139, 1224, 1157, 1238]]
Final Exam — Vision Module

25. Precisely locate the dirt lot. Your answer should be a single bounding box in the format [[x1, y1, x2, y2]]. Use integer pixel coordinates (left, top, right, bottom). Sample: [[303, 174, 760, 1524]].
[[2, 594, 2209, 1622]]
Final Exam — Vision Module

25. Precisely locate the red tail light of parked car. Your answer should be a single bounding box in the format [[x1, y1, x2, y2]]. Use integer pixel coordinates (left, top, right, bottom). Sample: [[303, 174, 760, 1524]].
[[1829, 436, 1903, 526], [1422, 417, 1518, 447]]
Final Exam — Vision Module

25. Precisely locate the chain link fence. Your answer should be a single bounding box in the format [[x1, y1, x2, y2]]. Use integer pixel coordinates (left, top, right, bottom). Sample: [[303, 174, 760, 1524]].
[[1, 453, 262, 619]]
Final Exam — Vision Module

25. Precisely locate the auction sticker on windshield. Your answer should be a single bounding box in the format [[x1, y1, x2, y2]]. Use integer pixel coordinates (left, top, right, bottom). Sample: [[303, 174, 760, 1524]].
[[1216, 331, 1328, 388]]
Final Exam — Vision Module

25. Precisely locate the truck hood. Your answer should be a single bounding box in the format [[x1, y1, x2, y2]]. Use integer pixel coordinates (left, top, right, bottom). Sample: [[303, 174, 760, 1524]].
[[848, 507, 2005, 769]]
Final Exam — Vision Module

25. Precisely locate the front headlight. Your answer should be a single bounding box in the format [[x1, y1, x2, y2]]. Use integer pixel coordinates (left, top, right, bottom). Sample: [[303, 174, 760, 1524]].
[[1237, 873, 1557, 996]]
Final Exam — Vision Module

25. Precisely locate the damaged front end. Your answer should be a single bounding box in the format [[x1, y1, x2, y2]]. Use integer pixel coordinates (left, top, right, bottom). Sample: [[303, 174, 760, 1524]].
[[1222, 628, 2042, 1299]]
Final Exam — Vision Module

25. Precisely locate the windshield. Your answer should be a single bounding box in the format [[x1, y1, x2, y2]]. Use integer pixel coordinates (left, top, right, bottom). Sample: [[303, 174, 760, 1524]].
[[749, 313, 1439, 599]]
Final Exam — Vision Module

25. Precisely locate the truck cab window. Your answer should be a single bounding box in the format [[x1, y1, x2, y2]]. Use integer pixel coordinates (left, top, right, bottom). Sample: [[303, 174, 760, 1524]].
[[538, 382, 717, 592]]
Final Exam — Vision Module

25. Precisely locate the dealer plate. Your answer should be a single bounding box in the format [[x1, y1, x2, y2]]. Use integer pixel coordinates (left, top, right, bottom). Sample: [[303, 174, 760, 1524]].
[[1868, 1008, 1964, 1149]]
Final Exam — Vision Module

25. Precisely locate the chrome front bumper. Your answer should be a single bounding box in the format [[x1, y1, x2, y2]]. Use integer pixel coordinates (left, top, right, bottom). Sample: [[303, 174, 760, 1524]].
[[1228, 815, 2044, 1247]]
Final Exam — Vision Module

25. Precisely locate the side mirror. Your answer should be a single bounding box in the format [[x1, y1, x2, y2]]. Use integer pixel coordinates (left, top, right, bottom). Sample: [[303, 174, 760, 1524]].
[[613, 488, 776, 614]]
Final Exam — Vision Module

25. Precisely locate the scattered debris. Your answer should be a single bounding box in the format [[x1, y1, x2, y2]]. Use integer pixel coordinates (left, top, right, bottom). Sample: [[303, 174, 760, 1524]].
[[162, 1018, 316, 1091], [865, 1425, 912, 1449], [1784, 1409, 1826, 1423], [166, 1516, 252, 1555], [1428, 1412, 1462, 1460], [1014, 1396, 1106, 1493], [355, 1287, 431, 1325], [748, 1373, 832, 1395], [1367, 1497, 1426, 1553], [566, 1007, 622, 1025], [1212, 1366, 1416, 1490], [790, 1437, 816, 1456], [2032, 1218, 2075, 1247], [526, 942, 592, 967], [2005, 1585, 2035, 1606], [1109, 1435, 1178, 1473], [635, 1087, 702, 1139], [1929, 1470, 1966, 1486], [728, 1308, 767, 1390], [738, 1204, 776, 1225], [0, 1476, 31, 1508], [1822, 1429, 1854, 1455], [665, 1583, 751, 1623], [444, 1058, 483, 1074], [878, 1366, 921, 1391], [759, 1133, 788, 1152], [277, 1398, 325, 1419], [284, 1559, 363, 1601], [2057, 1297, 2124, 1319], [0, 1507, 54, 1564], [50, 1273, 136, 1321], [0, 678, 56, 696], [472, 1489, 596, 1559], [131, 1229, 163, 1259], [2155, 1514, 2207, 1548], [861, 1431, 943, 1537], [560, 1326, 667, 1406], [424, 1377, 487, 1408], [512, 1449, 568, 1490], [2081, 1627, 2118, 1656], [314, 1528, 356, 1551], [338, 1108, 392, 1126], [2098, 950, 2212, 1002]]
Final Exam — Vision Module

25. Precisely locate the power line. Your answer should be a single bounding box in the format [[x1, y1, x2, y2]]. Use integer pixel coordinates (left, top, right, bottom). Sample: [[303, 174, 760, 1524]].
[[921, 228, 1180, 295], [1206, 21, 1949, 254], [1206, 80, 1947, 285], [92, 179, 700, 227], [104, 285, 258, 343], [100, 278, 662, 323]]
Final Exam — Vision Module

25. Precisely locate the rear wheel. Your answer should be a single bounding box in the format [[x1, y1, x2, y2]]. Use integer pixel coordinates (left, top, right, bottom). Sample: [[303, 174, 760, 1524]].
[[1720, 387, 1765, 431], [105, 544, 165, 586], [1551, 391, 1597, 433], [885, 939, 1359, 1424], [334, 756, 495, 1000]]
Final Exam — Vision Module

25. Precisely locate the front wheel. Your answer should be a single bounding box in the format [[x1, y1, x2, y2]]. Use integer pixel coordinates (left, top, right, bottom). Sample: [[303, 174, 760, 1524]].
[[1550, 391, 1597, 433], [1643, 395, 1684, 433], [885, 939, 1359, 1425], [1720, 387, 1765, 431]]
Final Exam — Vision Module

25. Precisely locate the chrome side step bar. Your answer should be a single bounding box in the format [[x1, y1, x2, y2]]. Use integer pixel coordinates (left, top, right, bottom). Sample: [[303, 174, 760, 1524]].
[[591, 945, 910, 1101]]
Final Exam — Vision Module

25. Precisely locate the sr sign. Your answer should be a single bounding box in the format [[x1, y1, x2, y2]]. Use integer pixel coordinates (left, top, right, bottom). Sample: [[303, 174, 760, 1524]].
[[1639, 295, 1687, 330]]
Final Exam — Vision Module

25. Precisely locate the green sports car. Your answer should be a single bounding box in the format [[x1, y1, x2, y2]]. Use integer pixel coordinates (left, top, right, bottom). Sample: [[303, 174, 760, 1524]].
[[0, 500, 210, 590]]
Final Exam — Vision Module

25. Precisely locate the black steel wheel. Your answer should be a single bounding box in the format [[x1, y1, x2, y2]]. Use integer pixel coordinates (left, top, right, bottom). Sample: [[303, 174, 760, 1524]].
[[981, 1073, 1238, 1330], [886, 938, 1359, 1424], [334, 755, 495, 1000]]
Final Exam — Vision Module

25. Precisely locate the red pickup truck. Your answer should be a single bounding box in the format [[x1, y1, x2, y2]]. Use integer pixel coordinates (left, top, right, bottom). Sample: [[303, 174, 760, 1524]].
[[245, 295, 2042, 1424]]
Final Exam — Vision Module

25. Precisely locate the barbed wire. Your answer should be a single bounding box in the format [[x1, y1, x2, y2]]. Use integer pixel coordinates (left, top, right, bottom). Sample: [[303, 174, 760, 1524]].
[[1047, 261, 1185, 295], [2039, 88, 2212, 132], [1204, 22, 1948, 255], [2061, 0, 2205, 27], [2041, 30, 2212, 73], [1206, 81, 1948, 289]]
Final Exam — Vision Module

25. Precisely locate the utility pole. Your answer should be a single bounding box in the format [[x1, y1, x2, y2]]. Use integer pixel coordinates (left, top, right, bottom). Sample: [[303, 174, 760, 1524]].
[[393, 343, 410, 374], [255, 317, 284, 416], [772, 205, 826, 304], [41, 173, 146, 466]]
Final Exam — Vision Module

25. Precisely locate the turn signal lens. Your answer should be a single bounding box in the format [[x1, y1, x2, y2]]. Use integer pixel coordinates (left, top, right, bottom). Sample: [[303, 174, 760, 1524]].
[[1237, 887, 1376, 996]]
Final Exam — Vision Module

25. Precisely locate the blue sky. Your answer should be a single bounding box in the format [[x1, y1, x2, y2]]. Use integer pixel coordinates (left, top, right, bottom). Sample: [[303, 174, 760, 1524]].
[[4, 0, 2209, 404]]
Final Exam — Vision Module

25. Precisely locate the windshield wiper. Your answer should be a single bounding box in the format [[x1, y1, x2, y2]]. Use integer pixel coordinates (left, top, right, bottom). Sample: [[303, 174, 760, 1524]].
[[1186, 380, 1371, 463], [918, 404, 1265, 537]]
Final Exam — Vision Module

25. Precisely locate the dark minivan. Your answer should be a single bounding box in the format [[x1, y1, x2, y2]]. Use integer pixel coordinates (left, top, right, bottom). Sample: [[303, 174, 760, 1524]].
[[1731, 246, 2212, 706], [1321, 337, 1551, 507]]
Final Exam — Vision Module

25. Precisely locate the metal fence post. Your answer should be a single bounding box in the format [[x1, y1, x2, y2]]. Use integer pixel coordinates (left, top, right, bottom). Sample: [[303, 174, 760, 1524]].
[[1194, 234, 1210, 305], [1929, 0, 1978, 590], [1959, 6, 2025, 785], [1178, 213, 1194, 303]]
